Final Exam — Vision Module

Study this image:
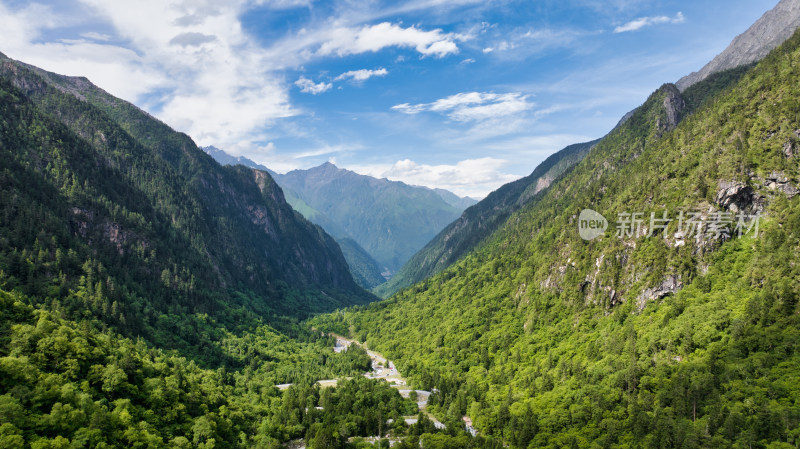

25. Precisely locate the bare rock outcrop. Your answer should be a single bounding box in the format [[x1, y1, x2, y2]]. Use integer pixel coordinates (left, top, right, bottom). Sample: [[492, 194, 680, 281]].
[[764, 172, 799, 198], [636, 275, 683, 311], [715, 181, 765, 214]]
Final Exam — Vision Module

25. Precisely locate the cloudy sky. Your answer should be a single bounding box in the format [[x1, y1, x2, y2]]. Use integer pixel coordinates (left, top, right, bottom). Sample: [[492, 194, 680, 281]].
[[0, 0, 777, 197]]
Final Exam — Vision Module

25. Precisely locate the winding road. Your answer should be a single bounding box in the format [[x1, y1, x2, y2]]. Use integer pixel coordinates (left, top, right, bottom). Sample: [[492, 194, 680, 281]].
[[278, 333, 445, 429]]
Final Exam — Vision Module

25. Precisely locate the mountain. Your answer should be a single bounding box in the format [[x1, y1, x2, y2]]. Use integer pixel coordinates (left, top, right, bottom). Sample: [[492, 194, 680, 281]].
[[375, 139, 598, 298], [0, 53, 456, 449], [201, 145, 271, 171], [270, 189, 388, 290], [202, 147, 476, 282], [380, 54, 761, 301], [271, 162, 471, 274], [431, 188, 479, 210], [201, 148, 384, 288], [201, 146, 395, 289], [336, 237, 388, 289], [676, 0, 800, 90], [0, 52, 373, 364], [315, 28, 800, 447]]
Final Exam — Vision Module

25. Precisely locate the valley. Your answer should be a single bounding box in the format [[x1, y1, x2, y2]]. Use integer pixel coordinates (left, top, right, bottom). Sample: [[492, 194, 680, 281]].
[[329, 335, 445, 430], [1, 1, 800, 448], [279, 334, 447, 431]]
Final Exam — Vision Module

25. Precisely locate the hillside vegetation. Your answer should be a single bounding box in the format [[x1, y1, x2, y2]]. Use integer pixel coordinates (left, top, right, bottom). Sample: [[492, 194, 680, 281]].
[[315, 29, 800, 449], [0, 52, 381, 367], [0, 51, 496, 449]]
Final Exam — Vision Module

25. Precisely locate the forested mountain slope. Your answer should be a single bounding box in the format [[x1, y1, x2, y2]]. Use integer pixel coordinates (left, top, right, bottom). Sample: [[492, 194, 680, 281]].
[[273, 162, 468, 274], [336, 237, 388, 289], [378, 44, 770, 301], [315, 29, 800, 448], [376, 139, 598, 298], [0, 52, 373, 365]]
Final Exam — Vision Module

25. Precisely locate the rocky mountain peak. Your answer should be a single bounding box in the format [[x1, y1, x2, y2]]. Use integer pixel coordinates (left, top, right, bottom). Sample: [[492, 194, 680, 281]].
[[676, 0, 800, 91]]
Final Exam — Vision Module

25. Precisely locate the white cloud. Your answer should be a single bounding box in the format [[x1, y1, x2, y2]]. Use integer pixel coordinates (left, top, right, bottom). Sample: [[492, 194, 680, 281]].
[[391, 103, 427, 114], [480, 27, 589, 61], [349, 157, 521, 198], [380, 0, 488, 16], [614, 11, 684, 33], [0, 0, 607, 191], [460, 58, 475, 64], [295, 76, 333, 94], [0, 3, 55, 46], [335, 67, 388, 82], [168, 32, 217, 47], [254, 0, 313, 9], [484, 134, 594, 153], [392, 91, 533, 122], [0, 0, 298, 152], [317, 22, 460, 58], [0, 2, 467, 158], [80, 31, 112, 41]]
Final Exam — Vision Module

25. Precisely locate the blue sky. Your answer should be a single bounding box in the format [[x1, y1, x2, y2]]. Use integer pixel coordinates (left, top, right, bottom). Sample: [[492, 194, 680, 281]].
[[0, 0, 778, 197]]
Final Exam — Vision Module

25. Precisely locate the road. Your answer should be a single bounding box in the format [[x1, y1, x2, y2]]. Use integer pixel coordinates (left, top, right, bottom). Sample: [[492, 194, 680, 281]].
[[329, 334, 445, 429], [279, 333, 445, 429]]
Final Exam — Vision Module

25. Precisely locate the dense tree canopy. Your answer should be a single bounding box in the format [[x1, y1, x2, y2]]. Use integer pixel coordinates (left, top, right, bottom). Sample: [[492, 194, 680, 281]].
[[313, 29, 800, 449]]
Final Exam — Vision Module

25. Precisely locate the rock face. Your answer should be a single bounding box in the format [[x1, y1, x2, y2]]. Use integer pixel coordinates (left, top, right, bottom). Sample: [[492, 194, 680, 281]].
[[663, 86, 685, 129], [676, 0, 800, 91], [715, 181, 765, 213], [636, 275, 683, 311], [657, 84, 686, 135], [784, 129, 800, 158], [764, 172, 799, 198]]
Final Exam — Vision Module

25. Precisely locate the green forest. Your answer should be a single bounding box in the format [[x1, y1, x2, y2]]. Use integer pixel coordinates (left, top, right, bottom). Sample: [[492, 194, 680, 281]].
[[0, 288, 490, 448], [0, 50, 490, 448]]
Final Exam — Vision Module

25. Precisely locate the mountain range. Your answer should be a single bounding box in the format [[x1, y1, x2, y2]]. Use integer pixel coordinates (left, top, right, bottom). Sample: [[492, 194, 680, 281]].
[[0, 51, 373, 363], [202, 145, 271, 172], [202, 147, 478, 286], [0, 49, 414, 448], [273, 163, 477, 274]]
